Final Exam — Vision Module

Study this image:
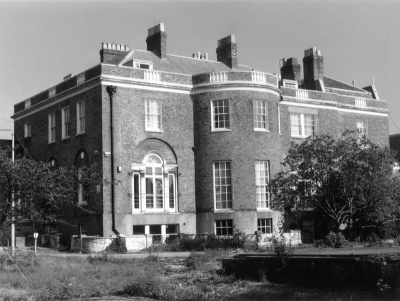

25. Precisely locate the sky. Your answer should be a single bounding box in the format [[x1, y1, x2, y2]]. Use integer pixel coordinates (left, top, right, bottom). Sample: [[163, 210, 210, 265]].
[[1, 0, 400, 139]]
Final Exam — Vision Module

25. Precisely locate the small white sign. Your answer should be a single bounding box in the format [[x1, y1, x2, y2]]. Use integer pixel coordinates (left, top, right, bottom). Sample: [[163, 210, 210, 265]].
[[33, 232, 38, 238]]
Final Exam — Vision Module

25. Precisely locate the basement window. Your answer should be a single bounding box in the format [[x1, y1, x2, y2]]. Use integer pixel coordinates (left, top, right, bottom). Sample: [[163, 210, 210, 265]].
[[133, 225, 145, 235]]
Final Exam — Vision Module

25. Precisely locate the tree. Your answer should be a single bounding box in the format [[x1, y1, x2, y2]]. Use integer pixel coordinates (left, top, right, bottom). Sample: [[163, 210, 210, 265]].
[[271, 132, 400, 236], [0, 148, 99, 236]]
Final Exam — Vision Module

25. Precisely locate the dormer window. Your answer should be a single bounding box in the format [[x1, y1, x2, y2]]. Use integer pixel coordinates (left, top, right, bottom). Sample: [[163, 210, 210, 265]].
[[134, 60, 153, 70]]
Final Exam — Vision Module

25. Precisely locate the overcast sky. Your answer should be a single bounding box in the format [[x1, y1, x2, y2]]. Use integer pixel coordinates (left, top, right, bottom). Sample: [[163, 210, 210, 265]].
[[1, 0, 400, 139]]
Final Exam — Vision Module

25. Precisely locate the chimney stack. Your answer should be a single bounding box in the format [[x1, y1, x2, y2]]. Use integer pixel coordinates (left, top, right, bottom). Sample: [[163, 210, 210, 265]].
[[100, 43, 130, 64], [146, 23, 167, 59], [280, 58, 301, 84], [216, 34, 237, 69], [303, 47, 324, 90]]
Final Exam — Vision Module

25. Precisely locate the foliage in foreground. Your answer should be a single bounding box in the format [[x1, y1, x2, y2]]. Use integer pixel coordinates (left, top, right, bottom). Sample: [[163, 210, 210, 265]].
[[0, 148, 100, 235], [314, 231, 352, 248], [0, 249, 399, 301], [147, 231, 248, 252], [271, 132, 400, 236]]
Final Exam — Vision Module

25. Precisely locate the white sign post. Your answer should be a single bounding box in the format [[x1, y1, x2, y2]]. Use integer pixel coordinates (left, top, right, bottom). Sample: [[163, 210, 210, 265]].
[[33, 233, 38, 256]]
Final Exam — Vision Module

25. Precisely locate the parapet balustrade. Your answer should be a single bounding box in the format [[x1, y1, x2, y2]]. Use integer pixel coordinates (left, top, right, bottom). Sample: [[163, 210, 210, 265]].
[[210, 72, 228, 82], [251, 72, 267, 83], [296, 89, 309, 99], [144, 70, 161, 82], [355, 97, 366, 107]]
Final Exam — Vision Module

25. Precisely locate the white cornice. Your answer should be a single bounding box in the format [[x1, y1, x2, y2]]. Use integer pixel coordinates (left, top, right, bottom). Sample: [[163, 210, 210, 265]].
[[280, 100, 388, 116], [193, 84, 281, 96], [13, 79, 101, 121]]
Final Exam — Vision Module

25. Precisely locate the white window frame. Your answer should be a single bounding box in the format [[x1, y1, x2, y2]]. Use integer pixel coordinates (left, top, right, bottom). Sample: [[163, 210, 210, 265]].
[[215, 219, 233, 236], [24, 124, 31, 138], [211, 99, 231, 132], [61, 106, 70, 139], [213, 161, 233, 210], [131, 154, 177, 213], [48, 112, 56, 143], [77, 101, 86, 134], [290, 113, 316, 138], [253, 99, 268, 131], [257, 218, 272, 234], [357, 121, 367, 143], [145, 99, 162, 132], [79, 223, 87, 235], [78, 169, 87, 206], [133, 60, 153, 70], [255, 161, 270, 209]]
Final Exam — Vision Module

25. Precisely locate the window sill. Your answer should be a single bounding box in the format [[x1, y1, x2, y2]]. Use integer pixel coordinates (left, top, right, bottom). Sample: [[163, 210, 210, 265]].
[[211, 129, 231, 133], [257, 208, 272, 212], [48, 141, 56, 145], [78, 202, 87, 206], [254, 128, 270, 132], [61, 136, 70, 141], [214, 209, 234, 213], [76, 132, 85, 137], [132, 211, 181, 215], [145, 129, 163, 133]]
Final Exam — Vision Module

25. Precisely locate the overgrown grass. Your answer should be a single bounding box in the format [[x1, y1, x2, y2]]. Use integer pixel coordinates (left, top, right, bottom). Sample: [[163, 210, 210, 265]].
[[0, 248, 399, 300]]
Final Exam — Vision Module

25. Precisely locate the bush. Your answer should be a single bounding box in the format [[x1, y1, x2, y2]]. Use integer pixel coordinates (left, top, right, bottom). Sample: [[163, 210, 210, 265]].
[[314, 231, 351, 248], [105, 236, 127, 254], [365, 233, 383, 247], [148, 231, 248, 252]]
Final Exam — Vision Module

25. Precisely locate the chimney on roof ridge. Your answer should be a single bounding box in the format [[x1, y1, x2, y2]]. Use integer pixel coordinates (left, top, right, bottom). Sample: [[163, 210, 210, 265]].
[[280, 57, 301, 84], [303, 47, 324, 90], [216, 34, 237, 69], [146, 23, 167, 59], [100, 43, 130, 64]]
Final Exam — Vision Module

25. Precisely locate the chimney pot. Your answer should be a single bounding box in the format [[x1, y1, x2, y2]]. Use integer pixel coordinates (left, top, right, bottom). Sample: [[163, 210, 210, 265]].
[[280, 57, 301, 84]]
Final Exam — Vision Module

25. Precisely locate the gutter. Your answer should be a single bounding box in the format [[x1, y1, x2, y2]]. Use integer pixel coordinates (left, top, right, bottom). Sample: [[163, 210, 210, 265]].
[[106, 85, 120, 236]]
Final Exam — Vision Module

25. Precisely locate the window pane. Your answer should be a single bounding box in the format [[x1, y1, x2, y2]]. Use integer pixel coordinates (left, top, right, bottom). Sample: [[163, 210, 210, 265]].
[[290, 113, 301, 136], [214, 162, 232, 209], [253, 100, 267, 129], [255, 161, 269, 208], [169, 175, 175, 209], [213, 99, 230, 129], [146, 99, 161, 130], [134, 174, 140, 209]]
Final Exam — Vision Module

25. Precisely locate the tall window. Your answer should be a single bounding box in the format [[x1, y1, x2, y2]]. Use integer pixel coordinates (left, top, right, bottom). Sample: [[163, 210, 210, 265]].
[[77, 101, 86, 134], [255, 161, 270, 208], [215, 220, 233, 235], [258, 219, 272, 234], [290, 113, 315, 138], [132, 154, 177, 212], [214, 162, 232, 209], [24, 124, 31, 138], [145, 99, 162, 131], [48, 113, 56, 143], [145, 155, 163, 209], [357, 121, 367, 142], [62, 107, 70, 139], [253, 100, 268, 130], [212, 99, 230, 131]]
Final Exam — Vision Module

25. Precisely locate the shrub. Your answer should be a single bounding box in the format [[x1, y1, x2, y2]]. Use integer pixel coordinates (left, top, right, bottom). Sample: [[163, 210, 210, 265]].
[[104, 236, 127, 254], [365, 233, 383, 247], [315, 231, 351, 248]]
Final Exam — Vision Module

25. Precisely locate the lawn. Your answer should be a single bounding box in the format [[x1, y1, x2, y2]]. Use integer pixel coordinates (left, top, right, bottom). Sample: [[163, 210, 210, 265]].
[[0, 247, 400, 301]]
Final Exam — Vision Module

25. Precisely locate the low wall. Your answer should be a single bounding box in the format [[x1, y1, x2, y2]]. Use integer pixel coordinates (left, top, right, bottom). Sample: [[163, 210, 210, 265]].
[[257, 230, 302, 247], [70, 235, 156, 252], [223, 254, 400, 289]]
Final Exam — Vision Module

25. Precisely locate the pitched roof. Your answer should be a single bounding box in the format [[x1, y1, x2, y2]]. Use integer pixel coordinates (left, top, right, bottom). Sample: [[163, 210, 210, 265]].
[[323, 76, 367, 93], [120, 49, 252, 74]]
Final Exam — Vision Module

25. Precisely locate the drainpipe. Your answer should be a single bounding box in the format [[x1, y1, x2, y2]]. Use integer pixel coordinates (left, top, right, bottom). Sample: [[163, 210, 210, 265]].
[[106, 85, 120, 236]]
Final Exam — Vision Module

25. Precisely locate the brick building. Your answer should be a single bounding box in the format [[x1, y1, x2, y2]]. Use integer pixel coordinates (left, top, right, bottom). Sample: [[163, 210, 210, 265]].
[[11, 23, 389, 243]]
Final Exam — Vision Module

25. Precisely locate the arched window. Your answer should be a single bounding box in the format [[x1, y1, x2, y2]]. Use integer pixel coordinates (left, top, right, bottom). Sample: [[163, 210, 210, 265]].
[[131, 153, 177, 213], [74, 149, 89, 206]]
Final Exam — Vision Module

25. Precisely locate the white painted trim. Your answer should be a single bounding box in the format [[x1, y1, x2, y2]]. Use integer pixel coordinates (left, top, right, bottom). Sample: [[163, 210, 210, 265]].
[[101, 80, 191, 95], [194, 86, 280, 96], [13, 79, 101, 121], [280, 101, 388, 116], [101, 74, 192, 89]]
